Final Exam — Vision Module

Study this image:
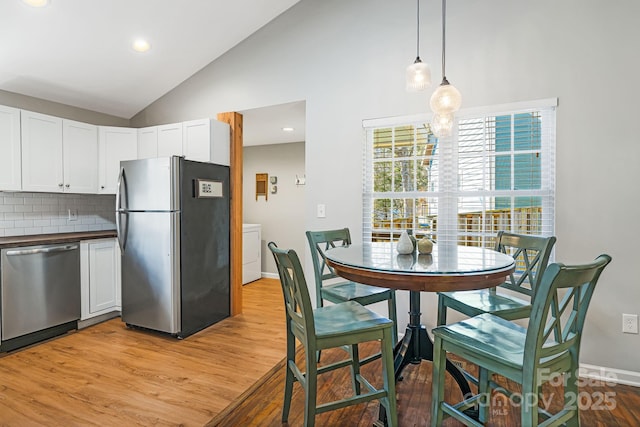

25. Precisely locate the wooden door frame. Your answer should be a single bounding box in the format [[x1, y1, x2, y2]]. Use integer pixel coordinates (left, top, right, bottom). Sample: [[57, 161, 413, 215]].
[[217, 112, 243, 315]]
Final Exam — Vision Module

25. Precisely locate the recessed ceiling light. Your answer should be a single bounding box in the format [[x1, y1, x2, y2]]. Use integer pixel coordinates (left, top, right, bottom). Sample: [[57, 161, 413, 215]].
[[282, 127, 294, 132], [132, 38, 151, 53], [22, 0, 49, 7]]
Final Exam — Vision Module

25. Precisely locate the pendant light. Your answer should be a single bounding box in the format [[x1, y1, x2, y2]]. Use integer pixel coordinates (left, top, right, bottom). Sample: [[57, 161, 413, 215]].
[[406, 0, 431, 91], [430, 0, 461, 135]]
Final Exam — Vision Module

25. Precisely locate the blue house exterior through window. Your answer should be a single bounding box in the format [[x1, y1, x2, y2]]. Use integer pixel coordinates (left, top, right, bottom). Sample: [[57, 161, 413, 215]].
[[495, 113, 542, 210]]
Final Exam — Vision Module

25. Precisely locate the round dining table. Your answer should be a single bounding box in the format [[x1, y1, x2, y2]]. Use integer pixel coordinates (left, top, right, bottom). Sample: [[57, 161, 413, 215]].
[[325, 241, 515, 423]]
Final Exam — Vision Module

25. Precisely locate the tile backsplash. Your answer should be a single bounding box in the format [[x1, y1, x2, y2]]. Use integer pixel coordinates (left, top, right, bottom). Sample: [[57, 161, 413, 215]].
[[0, 192, 116, 237]]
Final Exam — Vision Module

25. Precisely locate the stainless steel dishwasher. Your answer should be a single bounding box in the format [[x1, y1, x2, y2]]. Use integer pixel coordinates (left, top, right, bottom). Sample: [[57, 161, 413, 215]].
[[1, 243, 80, 352]]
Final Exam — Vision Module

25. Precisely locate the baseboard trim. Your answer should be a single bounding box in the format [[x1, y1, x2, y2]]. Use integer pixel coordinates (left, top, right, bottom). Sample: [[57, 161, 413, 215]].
[[261, 272, 279, 280], [580, 363, 640, 388]]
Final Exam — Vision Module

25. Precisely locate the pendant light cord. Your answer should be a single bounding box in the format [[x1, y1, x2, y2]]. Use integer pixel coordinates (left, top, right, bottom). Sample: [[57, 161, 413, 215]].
[[416, 0, 420, 59], [441, 0, 447, 81]]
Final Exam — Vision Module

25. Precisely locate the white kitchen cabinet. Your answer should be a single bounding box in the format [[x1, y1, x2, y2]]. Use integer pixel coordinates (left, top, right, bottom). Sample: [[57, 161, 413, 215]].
[[20, 110, 64, 192], [183, 118, 230, 165], [137, 126, 158, 159], [157, 122, 183, 157], [80, 238, 121, 320], [0, 105, 22, 191], [21, 111, 98, 193], [98, 126, 138, 194], [62, 119, 98, 193], [242, 224, 262, 285]]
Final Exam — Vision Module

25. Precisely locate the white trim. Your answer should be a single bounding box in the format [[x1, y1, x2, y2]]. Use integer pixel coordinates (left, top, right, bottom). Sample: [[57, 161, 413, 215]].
[[362, 98, 558, 129], [580, 363, 640, 388], [261, 272, 279, 280]]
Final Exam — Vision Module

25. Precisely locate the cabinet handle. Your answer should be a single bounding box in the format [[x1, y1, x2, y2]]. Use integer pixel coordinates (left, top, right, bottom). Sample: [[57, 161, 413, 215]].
[[58, 183, 64, 187], [65, 184, 70, 188], [101, 186, 105, 189]]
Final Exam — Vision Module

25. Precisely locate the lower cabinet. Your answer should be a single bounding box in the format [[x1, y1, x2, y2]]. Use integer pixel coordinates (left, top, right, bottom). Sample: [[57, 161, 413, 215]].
[[80, 238, 121, 321]]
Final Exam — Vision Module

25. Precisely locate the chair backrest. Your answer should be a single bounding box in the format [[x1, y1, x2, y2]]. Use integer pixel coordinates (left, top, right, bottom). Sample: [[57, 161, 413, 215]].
[[524, 254, 611, 368], [495, 231, 557, 297], [305, 228, 352, 306], [268, 242, 315, 345]]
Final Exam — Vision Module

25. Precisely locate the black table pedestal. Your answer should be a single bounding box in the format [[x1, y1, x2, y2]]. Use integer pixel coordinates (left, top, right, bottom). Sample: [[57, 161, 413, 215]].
[[376, 291, 472, 426]]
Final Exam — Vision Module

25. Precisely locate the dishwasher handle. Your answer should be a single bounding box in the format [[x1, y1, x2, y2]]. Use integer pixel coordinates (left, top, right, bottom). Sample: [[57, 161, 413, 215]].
[[5, 244, 79, 256]]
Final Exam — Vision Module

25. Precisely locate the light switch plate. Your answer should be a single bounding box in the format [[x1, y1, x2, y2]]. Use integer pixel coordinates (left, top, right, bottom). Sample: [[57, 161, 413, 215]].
[[317, 204, 326, 218]]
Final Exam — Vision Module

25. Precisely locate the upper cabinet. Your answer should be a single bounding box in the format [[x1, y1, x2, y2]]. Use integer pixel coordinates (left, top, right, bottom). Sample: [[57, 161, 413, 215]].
[[137, 126, 158, 159], [21, 111, 98, 193], [0, 105, 22, 191], [21, 111, 64, 192], [183, 118, 230, 165], [157, 123, 183, 158], [98, 126, 137, 194], [63, 120, 99, 193], [0, 104, 230, 193]]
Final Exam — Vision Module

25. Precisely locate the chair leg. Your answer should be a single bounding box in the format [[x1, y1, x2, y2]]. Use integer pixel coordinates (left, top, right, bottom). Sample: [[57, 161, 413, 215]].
[[430, 335, 447, 427], [478, 367, 490, 423], [520, 378, 538, 427], [388, 291, 398, 344], [564, 360, 580, 427], [282, 335, 296, 423], [381, 328, 398, 427], [350, 344, 362, 395], [304, 348, 318, 427], [436, 295, 447, 326]]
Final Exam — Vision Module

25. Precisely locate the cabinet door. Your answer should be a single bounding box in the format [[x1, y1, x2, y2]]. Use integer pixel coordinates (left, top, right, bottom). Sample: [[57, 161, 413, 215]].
[[157, 123, 183, 157], [21, 110, 64, 192], [80, 238, 119, 320], [138, 126, 158, 159], [63, 119, 98, 193], [0, 105, 22, 190], [182, 118, 210, 162], [89, 239, 118, 313], [98, 126, 138, 194]]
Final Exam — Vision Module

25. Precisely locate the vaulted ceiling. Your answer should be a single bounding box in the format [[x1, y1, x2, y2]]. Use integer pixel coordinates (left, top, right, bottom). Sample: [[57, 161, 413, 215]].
[[0, 0, 301, 119]]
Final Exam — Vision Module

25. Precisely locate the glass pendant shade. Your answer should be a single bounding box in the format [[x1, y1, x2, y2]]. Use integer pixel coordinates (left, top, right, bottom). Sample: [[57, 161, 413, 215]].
[[406, 58, 432, 91], [431, 112, 454, 138], [430, 80, 462, 114]]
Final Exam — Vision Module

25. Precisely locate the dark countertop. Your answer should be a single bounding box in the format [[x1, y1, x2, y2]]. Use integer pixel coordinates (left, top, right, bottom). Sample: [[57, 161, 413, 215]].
[[0, 230, 117, 249]]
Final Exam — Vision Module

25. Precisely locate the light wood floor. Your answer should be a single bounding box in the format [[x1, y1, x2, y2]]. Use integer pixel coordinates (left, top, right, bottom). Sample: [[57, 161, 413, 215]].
[[0, 278, 286, 426]]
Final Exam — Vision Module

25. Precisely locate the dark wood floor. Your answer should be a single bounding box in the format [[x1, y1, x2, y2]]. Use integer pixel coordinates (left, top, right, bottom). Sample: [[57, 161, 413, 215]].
[[210, 341, 640, 426]]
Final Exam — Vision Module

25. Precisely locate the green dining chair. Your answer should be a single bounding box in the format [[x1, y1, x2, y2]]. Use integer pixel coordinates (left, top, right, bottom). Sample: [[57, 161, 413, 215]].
[[437, 231, 557, 326], [431, 254, 611, 427], [306, 228, 398, 347], [268, 242, 398, 427]]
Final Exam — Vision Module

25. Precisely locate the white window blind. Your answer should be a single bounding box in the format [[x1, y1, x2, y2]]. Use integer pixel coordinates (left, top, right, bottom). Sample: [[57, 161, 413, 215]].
[[362, 99, 556, 248]]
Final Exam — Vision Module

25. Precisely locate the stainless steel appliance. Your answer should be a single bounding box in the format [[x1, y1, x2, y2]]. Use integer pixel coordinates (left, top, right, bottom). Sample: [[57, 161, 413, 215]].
[[116, 156, 230, 338], [1, 243, 80, 352]]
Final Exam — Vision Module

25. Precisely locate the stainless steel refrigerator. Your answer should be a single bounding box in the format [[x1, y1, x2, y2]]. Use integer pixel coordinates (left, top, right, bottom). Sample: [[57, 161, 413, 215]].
[[116, 156, 230, 338]]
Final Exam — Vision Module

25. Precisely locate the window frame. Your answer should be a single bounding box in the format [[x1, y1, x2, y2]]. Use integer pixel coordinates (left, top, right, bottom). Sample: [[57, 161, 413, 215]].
[[362, 98, 557, 248]]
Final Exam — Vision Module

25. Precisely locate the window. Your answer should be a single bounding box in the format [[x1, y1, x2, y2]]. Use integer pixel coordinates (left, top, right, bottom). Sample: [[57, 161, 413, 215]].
[[362, 99, 556, 249]]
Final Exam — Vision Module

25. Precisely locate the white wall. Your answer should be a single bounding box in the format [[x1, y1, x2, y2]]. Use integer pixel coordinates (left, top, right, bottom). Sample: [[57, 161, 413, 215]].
[[243, 142, 306, 275], [131, 0, 640, 375]]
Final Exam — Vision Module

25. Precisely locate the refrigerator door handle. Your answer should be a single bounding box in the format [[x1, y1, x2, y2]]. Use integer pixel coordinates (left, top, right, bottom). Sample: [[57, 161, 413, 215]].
[[116, 167, 127, 252]]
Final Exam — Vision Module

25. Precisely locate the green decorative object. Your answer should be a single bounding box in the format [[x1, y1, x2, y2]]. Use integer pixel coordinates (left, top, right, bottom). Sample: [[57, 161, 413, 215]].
[[417, 236, 433, 254]]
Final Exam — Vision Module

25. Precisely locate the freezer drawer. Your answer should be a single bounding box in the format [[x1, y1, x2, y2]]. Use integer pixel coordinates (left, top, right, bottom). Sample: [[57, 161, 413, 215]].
[[1, 243, 80, 342]]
